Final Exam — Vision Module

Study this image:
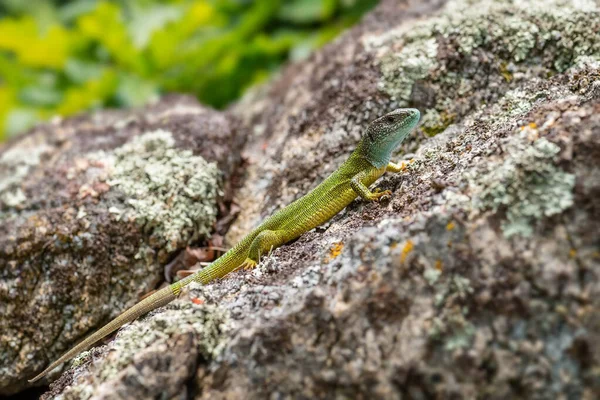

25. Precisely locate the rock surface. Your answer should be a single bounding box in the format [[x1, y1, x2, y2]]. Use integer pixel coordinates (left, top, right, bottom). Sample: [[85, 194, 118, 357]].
[[0, 96, 240, 395], [2, 0, 600, 398]]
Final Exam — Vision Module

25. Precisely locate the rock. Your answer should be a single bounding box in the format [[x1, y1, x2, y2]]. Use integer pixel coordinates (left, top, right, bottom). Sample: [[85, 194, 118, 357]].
[[40, 302, 226, 400], [4, 0, 600, 398], [0, 96, 240, 395]]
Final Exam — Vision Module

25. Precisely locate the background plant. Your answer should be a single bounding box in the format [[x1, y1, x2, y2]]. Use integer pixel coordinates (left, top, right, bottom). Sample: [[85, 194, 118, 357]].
[[0, 0, 377, 141]]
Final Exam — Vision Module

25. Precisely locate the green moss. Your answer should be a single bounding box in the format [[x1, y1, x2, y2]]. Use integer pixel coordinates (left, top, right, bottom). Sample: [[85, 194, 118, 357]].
[[472, 135, 575, 238], [90, 129, 221, 252]]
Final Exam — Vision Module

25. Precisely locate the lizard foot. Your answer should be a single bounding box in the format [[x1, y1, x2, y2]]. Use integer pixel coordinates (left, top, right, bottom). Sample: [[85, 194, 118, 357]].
[[370, 188, 392, 201], [240, 258, 258, 271]]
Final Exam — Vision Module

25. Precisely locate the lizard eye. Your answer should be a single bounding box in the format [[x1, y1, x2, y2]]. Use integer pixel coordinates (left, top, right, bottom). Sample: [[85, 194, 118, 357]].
[[385, 116, 395, 123]]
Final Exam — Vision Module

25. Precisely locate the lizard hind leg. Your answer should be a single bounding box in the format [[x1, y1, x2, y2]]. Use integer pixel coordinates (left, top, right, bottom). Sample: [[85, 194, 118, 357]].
[[241, 229, 287, 270]]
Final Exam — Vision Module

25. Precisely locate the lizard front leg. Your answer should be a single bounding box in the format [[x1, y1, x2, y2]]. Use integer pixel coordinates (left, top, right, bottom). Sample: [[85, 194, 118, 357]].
[[240, 229, 287, 270], [350, 170, 391, 201]]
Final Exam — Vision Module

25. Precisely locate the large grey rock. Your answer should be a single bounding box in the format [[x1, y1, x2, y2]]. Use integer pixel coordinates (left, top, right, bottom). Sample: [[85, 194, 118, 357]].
[[0, 96, 240, 395]]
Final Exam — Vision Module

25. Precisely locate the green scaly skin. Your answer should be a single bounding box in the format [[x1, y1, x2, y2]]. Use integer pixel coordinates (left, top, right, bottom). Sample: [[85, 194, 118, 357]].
[[29, 108, 420, 383]]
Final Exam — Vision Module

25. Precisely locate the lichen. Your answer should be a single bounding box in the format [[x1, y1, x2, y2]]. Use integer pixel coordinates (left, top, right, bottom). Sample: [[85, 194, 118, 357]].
[[419, 109, 455, 137], [292, 265, 323, 288], [253, 252, 281, 277], [498, 88, 543, 118], [378, 38, 438, 103], [57, 301, 227, 400], [441, 316, 477, 352], [424, 267, 442, 285], [471, 135, 575, 237], [0, 138, 51, 210], [107, 303, 225, 378], [370, 0, 600, 122], [89, 130, 221, 252], [0, 188, 26, 208], [427, 273, 477, 351]]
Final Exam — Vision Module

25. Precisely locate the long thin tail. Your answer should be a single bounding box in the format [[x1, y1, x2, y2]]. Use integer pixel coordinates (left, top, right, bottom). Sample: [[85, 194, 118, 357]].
[[28, 284, 177, 383], [29, 238, 253, 383]]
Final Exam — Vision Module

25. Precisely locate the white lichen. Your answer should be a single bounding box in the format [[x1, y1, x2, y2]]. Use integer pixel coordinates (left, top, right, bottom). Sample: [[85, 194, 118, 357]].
[[0, 137, 51, 208], [89, 129, 221, 251], [424, 267, 442, 285], [370, 0, 600, 105], [57, 302, 227, 400], [378, 38, 439, 104], [471, 135, 575, 237]]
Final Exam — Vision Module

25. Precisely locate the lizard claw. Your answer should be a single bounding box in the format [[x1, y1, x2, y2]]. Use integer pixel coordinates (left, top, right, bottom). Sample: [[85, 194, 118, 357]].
[[240, 258, 258, 271], [379, 191, 392, 202], [370, 189, 392, 201]]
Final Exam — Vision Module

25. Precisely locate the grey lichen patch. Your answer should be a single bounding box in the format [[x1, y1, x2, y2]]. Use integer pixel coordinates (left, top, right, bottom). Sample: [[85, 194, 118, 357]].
[[430, 310, 477, 352], [370, 0, 600, 119], [428, 273, 477, 352], [424, 267, 442, 286], [105, 302, 226, 379], [58, 301, 227, 400], [378, 37, 438, 104], [0, 138, 51, 210], [471, 134, 575, 237], [498, 88, 543, 118], [292, 265, 323, 288], [89, 130, 221, 252], [419, 109, 455, 137], [1, 188, 26, 208]]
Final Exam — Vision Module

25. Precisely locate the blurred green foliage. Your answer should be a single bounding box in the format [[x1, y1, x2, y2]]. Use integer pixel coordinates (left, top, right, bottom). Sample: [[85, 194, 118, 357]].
[[0, 0, 377, 141]]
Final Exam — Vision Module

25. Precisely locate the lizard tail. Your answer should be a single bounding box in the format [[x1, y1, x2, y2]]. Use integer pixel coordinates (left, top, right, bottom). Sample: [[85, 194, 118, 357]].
[[29, 234, 254, 383], [28, 284, 177, 383]]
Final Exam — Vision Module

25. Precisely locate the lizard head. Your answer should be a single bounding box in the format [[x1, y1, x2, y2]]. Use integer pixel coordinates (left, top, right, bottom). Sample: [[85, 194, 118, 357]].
[[362, 108, 420, 167]]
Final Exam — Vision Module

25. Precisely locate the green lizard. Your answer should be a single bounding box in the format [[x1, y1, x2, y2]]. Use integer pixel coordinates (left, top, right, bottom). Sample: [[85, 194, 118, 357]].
[[29, 108, 420, 383]]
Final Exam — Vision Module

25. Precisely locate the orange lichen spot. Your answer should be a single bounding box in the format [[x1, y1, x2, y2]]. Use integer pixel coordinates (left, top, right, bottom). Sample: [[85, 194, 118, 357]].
[[191, 297, 204, 305], [435, 260, 443, 272], [330, 242, 344, 258], [401, 240, 414, 263], [528, 122, 537, 129], [446, 221, 455, 231], [569, 248, 577, 259], [520, 126, 525, 131]]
